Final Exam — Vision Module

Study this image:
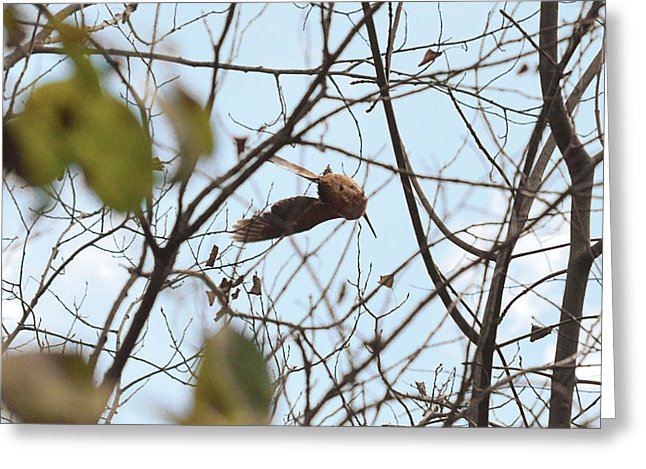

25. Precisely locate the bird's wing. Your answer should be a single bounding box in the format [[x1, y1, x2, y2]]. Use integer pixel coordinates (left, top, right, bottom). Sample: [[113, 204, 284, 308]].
[[268, 155, 320, 182], [232, 196, 341, 242]]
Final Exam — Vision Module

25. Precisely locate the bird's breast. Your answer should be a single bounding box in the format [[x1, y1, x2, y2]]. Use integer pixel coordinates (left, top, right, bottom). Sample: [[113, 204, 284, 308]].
[[318, 173, 367, 220]]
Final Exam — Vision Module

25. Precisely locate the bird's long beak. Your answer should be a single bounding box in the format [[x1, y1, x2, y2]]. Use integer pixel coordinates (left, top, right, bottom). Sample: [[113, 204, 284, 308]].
[[363, 213, 377, 238]]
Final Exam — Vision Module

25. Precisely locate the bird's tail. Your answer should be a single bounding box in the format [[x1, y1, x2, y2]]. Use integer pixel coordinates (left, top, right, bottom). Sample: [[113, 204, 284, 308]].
[[232, 196, 340, 243], [269, 155, 320, 182]]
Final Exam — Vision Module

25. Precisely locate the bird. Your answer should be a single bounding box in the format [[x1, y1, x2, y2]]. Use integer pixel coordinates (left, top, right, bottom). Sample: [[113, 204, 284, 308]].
[[232, 155, 376, 243]]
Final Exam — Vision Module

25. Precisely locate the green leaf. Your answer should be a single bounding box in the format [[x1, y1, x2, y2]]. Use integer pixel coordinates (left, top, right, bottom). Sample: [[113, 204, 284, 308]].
[[186, 326, 273, 425], [9, 73, 153, 212], [69, 93, 153, 212], [47, 20, 100, 92], [6, 21, 153, 212], [162, 89, 214, 181], [8, 80, 81, 185], [4, 5, 26, 47], [1, 353, 109, 424]]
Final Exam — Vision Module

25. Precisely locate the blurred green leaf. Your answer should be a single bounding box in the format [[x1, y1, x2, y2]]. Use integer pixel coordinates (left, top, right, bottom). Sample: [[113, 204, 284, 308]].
[[8, 68, 153, 212], [8, 80, 82, 185], [1, 353, 109, 424], [162, 89, 214, 181], [58, 24, 100, 89], [4, 5, 26, 47], [69, 92, 153, 212], [185, 326, 273, 425]]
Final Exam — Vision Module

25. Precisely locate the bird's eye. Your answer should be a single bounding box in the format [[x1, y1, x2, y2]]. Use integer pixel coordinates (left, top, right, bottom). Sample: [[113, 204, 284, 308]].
[[338, 185, 344, 191]]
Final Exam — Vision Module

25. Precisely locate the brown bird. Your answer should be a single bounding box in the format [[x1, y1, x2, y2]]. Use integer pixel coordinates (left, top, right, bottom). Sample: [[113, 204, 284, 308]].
[[232, 155, 376, 243]]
